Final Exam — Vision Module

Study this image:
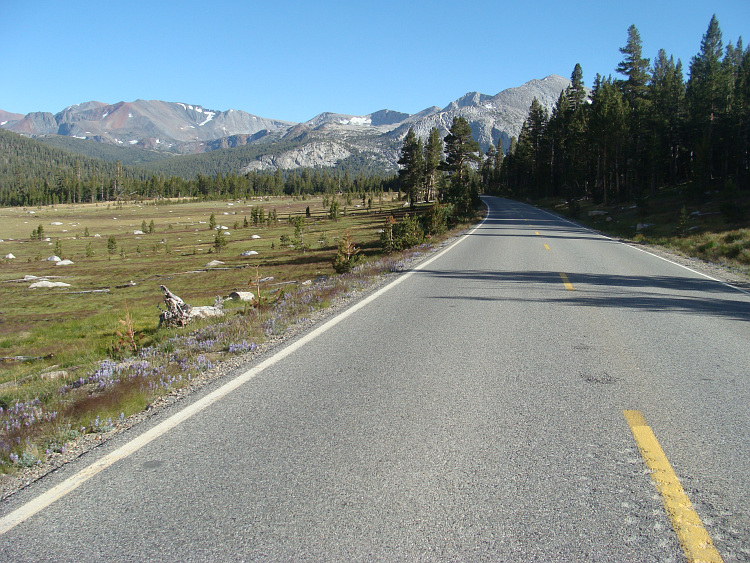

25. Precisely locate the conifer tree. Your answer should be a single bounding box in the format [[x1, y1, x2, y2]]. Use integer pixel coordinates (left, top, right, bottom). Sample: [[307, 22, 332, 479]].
[[650, 50, 686, 187], [423, 127, 444, 202], [442, 116, 481, 217], [616, 25, 652, 198], [686, 14, 732, 192], [397, 129, 424, 209], [617, 25, 652, 107], [589, 74, 629, 203]]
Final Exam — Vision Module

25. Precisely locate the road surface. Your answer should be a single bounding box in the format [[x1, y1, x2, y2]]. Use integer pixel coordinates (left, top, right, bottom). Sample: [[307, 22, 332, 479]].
[[1, 195, 748, 561]]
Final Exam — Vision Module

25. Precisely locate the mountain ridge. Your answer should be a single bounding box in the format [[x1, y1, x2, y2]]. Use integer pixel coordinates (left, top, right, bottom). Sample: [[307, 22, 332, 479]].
[[1, 75, 572, 172]]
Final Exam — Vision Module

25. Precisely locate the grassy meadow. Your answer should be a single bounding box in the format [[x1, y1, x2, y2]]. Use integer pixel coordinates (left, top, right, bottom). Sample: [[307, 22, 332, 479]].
[[0, 193, 430, 471]]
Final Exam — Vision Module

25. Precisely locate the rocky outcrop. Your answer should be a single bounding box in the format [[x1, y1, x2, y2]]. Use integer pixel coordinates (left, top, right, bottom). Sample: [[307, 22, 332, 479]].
[[241, 141, 353, 171]]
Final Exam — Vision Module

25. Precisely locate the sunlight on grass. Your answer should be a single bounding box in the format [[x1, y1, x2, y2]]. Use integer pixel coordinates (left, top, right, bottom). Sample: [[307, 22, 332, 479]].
[[0, 194, 469, 474]]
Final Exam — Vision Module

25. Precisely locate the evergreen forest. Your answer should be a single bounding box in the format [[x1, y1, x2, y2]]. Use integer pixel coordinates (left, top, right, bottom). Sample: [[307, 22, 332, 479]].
[[0, 127, 398, 206], [491, 16, 749, 214]]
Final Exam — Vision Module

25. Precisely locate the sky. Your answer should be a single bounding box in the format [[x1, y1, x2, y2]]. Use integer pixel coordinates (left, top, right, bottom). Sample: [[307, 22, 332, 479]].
[[2, 0, 748, 123]]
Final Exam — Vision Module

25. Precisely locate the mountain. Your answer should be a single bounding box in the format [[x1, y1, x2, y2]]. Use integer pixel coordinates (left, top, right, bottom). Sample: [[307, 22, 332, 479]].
[[0, 109, 24, 126], [2, 100, 294, 152], [1, 75, 572, 175]]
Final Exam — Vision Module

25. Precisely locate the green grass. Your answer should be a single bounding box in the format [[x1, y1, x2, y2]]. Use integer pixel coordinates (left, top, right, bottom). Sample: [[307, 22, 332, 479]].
[[0, 193, 466, 474], [0, 195, 398, 376]]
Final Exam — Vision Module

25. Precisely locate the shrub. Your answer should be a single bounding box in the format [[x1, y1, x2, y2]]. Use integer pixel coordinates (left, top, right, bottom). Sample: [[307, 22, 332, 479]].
[[422, 203, 453, 235], [213, 230, 227, 253], [391, 214, 425, 251], [332, 231, 361, 273], [329, 200, 340, 221]]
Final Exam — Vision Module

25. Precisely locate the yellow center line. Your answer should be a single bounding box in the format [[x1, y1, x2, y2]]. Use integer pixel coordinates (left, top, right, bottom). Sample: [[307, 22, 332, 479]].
[[559, 272, 574, 290], [534, 231, 540, 235], [623, 410, 723, 563], [544, 244, 550, 250]]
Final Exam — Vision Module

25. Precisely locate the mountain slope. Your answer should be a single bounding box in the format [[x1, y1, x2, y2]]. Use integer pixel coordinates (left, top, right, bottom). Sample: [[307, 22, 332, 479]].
[[3, 100, 294, 151], [1, 75, 571, 174]]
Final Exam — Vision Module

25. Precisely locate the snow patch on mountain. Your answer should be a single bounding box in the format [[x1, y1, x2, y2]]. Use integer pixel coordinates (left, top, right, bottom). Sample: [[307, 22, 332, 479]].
[[198, 111, 215, 126]]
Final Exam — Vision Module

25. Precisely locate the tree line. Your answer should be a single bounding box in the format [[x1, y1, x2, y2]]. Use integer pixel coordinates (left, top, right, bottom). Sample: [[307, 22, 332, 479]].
[[491, 15, 749, 211], [0, 127, 397, 206]]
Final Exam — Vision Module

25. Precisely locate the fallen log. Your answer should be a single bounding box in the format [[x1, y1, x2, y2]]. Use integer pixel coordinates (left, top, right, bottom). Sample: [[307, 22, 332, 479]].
[[0, 354, 55, 363], [157, 285, 224, 329]]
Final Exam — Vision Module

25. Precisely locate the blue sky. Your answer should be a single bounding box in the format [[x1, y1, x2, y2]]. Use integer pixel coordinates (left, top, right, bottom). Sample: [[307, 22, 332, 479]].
[[2, 0, 748, 123]]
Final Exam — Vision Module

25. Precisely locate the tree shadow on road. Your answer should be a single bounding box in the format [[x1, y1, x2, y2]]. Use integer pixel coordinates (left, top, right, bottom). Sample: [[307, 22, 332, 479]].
[[417, 268, 750, 322]]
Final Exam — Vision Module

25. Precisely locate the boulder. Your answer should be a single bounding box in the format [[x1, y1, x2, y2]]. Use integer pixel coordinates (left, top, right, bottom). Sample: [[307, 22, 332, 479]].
[[3, 253, 15, 259], [41, 370, 69, 381], [241, 250, 258, 256], [189, 306, 225, 319], [45, 255, 61, 262], [250, 235, 261, 239], [205, 260, 225, 267], [55, 259, 74, 266], [227, 291, 255, 302], [29, 281, 71, 289]]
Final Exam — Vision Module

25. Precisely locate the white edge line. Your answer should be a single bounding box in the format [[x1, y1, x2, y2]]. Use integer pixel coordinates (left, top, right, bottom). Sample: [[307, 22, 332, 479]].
[[0, 214, 486, 536], [525, 199, 750, 296]]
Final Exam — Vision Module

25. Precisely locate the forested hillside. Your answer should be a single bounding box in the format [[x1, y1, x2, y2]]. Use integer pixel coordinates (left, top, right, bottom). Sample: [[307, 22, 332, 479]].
[[0, 128, 150, 206], [0, 128, 397, 206], [37, 135, 172, 166]]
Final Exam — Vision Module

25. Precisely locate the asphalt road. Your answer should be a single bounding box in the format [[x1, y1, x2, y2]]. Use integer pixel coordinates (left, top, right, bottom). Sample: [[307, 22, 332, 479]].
[[1, 196, 749, 561]]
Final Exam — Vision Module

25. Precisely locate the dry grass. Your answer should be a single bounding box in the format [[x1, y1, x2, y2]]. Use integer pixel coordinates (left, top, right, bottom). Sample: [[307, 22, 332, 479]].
[[0, 193, 458, 472]]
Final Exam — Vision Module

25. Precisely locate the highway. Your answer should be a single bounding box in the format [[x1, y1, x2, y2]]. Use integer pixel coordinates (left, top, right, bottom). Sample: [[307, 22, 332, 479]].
[[1, 195, 748, 561]]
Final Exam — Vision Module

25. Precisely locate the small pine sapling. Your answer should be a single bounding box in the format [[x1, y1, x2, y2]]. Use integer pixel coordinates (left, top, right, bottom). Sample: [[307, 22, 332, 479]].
[[333, 230, 361, 273], [115, 302, 144, 354]]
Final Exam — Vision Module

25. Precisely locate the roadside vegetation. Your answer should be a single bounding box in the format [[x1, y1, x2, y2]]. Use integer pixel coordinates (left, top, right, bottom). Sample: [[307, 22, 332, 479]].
[[537, 186, 750, 276]]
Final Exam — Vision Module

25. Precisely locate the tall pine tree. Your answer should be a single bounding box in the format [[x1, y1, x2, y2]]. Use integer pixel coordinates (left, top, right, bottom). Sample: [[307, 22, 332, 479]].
[[397, 129, 424, 209], [442, 117, 481, 218]]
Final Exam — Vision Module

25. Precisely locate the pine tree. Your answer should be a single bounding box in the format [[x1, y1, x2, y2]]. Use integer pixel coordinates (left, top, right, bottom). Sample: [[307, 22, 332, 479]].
[[481, 144, 496, 189], [568, 63, 587, 111], [527, 97, 550, 196], [589, 74, 629, 203], [686, 14, 729, 192], [616, 25, 652, 198], [423, 127, 444, 202], [442, 117, 481, 217], [617, 25, 652, 107], [397, 129, 424, 209], [650, 50, 686, 187]]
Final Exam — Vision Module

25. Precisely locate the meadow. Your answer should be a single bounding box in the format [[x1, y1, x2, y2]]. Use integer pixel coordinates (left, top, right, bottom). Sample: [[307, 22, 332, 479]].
[[0, 193, 430, 471]]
